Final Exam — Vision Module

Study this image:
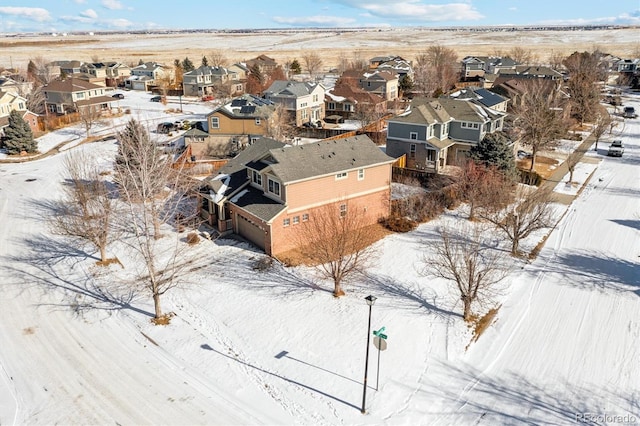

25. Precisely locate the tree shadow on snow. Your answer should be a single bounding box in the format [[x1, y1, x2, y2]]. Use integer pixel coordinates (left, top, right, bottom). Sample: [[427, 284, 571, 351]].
[[359, 272, 459, 319], [610, 218, 640, 231], [421, 362, 638, 425], [1, 233, 153, 318], [547, 249, 640, 293]]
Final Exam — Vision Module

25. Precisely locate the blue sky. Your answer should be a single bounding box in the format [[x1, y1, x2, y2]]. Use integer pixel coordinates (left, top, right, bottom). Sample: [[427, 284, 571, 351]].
[[0, 0, 639, 33]]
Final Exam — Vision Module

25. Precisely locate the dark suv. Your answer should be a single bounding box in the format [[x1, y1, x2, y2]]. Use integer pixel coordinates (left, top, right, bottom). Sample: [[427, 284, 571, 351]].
[[150, 95, 163, 102]]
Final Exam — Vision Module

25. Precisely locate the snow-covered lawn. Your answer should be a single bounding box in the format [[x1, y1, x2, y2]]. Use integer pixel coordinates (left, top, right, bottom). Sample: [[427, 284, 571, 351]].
[[0, 94, 638, 425]]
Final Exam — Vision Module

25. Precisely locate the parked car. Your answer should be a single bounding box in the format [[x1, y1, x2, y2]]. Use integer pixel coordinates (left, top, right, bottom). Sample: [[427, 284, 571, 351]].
[[192, 121, 206, 132], [157, 122, 176, 134], [150, 95, 163, 102], [623, 106, 637, 118], [112, 93, 125, 99], [202, 95, 215, 101], [607, 140, 624, 157]]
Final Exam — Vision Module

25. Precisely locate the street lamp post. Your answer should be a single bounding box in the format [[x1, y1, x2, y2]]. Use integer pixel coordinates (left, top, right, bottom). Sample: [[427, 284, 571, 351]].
[[361, 295, 376, 414]]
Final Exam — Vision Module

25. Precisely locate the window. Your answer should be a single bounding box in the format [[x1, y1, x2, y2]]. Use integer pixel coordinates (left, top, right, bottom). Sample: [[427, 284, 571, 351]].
[[302, 213, 309, 222], [313, 94, 318, 102], [410, 132, 418, 140], [255, 117, 261, 125], [336, 172, 348, 180], [76, 92, 85, 99], [283, 218, 290, 227], [410, 143, 416, 159], [340, 204, 347, 217], [211, 117, 219, 129], [252, 170, 262, 185], [268, 178, 281, 196], [427, 126, 433, 138], [358, 168, 365, 180], [328, 102, 336, 110], [293, 216, 300, 225], [301, 109, 308, 119]]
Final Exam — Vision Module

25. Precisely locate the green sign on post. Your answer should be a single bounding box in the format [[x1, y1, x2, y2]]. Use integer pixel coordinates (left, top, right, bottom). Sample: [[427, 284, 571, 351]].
[[373, 326, 388, 340]]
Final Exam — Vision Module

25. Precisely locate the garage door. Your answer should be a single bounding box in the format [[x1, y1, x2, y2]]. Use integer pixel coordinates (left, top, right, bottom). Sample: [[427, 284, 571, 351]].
[[237, 214, 265, 250]]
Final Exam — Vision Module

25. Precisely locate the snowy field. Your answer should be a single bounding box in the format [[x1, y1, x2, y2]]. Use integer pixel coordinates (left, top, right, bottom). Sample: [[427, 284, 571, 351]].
[[0, 91, 639, 425]]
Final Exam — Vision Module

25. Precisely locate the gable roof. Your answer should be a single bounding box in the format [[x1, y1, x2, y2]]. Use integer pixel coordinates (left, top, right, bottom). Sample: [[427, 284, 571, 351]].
[[43, 77, 103, 92], [326, 83, 385, 105], [204, 137, 286, 200], [264, 80, 324, 98], [448, 87, 508, 108], [262, 135, 393, 184], [207, 94, 275, 119]]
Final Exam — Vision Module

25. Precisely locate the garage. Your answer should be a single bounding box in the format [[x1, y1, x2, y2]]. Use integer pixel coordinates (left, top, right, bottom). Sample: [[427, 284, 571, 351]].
[[236, 213, 266, 250]]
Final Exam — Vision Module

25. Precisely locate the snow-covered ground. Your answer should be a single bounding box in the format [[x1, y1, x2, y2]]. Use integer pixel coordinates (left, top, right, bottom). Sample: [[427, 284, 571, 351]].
[[0, 92, 639, 425]]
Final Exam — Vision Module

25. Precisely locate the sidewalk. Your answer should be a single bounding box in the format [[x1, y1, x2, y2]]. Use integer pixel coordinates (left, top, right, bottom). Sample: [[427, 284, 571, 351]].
[[538, 131, 597, 204]]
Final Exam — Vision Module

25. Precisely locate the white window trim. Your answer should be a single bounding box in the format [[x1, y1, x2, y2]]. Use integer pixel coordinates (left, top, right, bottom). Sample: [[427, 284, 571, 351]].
[[268, 178, 281, 197], [340, 204, 347, 217], [283, 218, 290, 227], [410, 132, 418, 140], [335, 172, 348, 180], [358, 168, 365, 180], [211, 116, 220, 129]]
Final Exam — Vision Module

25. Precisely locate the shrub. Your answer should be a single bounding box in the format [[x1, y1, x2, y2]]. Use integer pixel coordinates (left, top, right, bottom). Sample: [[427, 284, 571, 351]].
[[186, 232, 200, 245], [380, 215, 417, 233]]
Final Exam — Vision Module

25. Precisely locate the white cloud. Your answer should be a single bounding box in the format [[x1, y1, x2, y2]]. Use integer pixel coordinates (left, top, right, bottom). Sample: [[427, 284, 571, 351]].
[[539, 11, 640, 26], [80, 9, 98, 19], [0, 6, 51, 22], [272, 15, 357, 27], [74, 0, 87, 4], [332, 1, 483, 22], [508, 7, 517, 12], [105, 18, 133, 28], [101, 0, 124, 10]]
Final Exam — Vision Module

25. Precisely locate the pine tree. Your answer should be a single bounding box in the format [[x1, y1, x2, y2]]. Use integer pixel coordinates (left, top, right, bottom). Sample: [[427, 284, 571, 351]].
[[3, 110, 37, 155], [470, 131, 515, 176], [182, 57, 195, 72], [201, 55, 208, 67], [115, 119, 149, 195], [289, 59, 302, 75]]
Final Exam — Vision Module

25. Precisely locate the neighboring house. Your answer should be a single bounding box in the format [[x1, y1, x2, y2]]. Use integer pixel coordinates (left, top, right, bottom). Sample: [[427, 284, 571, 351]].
[[205, 94, 276, 155], [376, 57, 414, 81], [199, 134, 394, 256], [357, 70, 399, 101], [183, 65, 241, 97], [448, 87, 509, 112], [245, 54, 278, 74], [42, 77, 114, 115], [80, 62, 108, 80], [325, 83, 387, 119], [263, 80, 326, 127], [0, 90, 39, 135], [491, 76, 561, 103], [53, 60, 83, 76], [125, 62, 168, 91], [461, 56, 486, 79], [386, 97, 506, 173], [499, 66, 564, 81], [0, 76, 33, 96], [615, 59, 639, 73], [228, 63, 249, 81], [105, 62, 131, 87]]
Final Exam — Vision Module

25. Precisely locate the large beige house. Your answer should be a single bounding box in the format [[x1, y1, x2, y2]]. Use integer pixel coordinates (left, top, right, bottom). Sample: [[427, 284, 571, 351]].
[[199, 135, 394, 256]]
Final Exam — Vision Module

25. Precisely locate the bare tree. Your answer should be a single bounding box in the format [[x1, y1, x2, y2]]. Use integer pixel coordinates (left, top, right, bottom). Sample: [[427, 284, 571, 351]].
[[302, 52, 323, 80], [78, 104, 103, 139], [29, 55, 57, 85], [563, 51, 604, 125], [509, 47, 538, 65], [457, 160, 514, 221], [512, 80, 568, 172], [548, 50, 566, 71], [265, 103, 294, 142], [209, 49, 229, 68], [424, 224, 508, 321], [413, 45, 458, 96], [294, 202, 378, 297], [480, 186, 555, 256], [114, 119, 196, 322], [565, 151, 581, 184], [592, 110, 612, 151], [51, 151, 118, 263]]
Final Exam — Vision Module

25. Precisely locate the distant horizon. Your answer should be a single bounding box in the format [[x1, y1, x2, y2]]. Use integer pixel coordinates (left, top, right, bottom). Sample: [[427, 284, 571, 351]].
[[1, 1, 639, 34], [2, 23, 638, 37]]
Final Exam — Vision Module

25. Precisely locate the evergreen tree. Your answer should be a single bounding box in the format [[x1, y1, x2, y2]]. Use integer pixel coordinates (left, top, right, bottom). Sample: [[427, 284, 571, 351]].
[[399, 75, 414, 96], [115, 119, 149, 195], [3, 110, 37, 155], [289, 59, 302, 75], [201, 55, 209, 67], [470, 131, 515, 176], [182, 57, 195, 72], [138, 59, 144, 65]]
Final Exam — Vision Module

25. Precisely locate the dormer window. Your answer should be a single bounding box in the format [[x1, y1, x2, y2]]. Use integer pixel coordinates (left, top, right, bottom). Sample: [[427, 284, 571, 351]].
[[336, 172, 348, 180], [268, 178, 281, 197], [252, 170, 262, 185]]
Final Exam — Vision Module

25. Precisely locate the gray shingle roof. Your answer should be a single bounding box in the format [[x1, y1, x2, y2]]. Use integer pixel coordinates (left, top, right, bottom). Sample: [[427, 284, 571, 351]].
[[231, 186, 286, 222], [264, 135, 394, 184], [264, 80, 322, 97]]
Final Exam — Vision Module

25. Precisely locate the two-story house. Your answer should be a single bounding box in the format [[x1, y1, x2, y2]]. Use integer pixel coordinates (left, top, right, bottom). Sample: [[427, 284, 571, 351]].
[[203, 94, 276, 156], [263, 80, 326, 127], [0, 90, 39, 135], [386, 97, 506, 173], [325, 83, 386, 120], [245, 54, 278, 75], [449, 87, 509, 112], [182, 65, 241, 97], [104, 62, 131, 87], [615, 59, 639, 74], [199, 135, 394, 256], [125, 62, 168, 91], [42, 78, 114, 115], [359, 70, 399, 101]]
